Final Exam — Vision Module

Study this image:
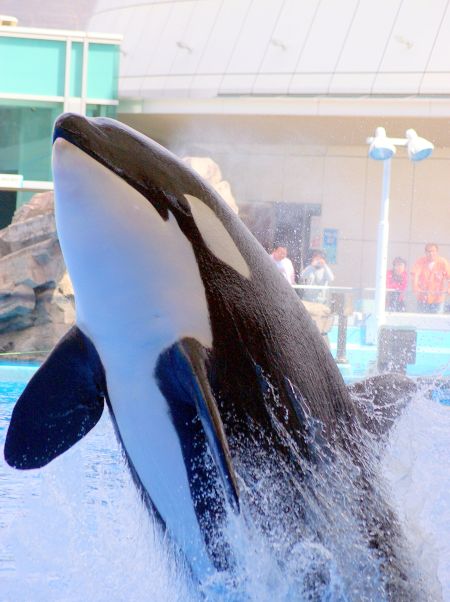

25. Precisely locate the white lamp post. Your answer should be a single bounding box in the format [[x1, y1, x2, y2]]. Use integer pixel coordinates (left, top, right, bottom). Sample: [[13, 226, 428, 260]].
[[367, 127, 434, 339]]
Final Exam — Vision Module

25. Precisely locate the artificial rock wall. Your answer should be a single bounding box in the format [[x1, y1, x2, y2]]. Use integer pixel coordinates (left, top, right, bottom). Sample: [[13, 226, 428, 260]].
[[0, 192, 74, 360], [0, 170, 332, 361]]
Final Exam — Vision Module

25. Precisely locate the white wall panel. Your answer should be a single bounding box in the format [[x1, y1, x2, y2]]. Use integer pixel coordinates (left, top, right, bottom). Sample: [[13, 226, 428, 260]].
[[87, 0, 450, 100], [119, 76, 146, 96], [329, 73, 374, 94], [296, 0, 359, 73], [139, 75, 166, 95], [189, 74, 222, 96], [162, 75, 193, 95], [322, 155, 366, 241], [89, 9, 121, 34], [120, 5, 172, 77], [420, 73, 450, 95], [252, 73, 291, 95], [196, 0, 253, 74], [289, 73, 332, 95], [372, 73, 422, 94], [94, 0, 161, 10], [259, 0, 320, 74], [335, 0, 402, 72], [410, 159, 450, 242], [379, 0, 448, 72], [225, 1, 283, 74], [170, 1, 222, 75], [219, 74, 254, 95], [145, 2, 195, 75], [281, 155, 325, 203], [426, 4, 450, 71]]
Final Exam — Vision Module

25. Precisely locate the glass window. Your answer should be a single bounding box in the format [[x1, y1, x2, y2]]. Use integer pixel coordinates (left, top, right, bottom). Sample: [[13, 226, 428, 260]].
[[70, 42, 84, 97], [0, 100, 62, 182], [87, 43, 120, 100], [0, 37, 66, 97], [85, 104, 117, 119]]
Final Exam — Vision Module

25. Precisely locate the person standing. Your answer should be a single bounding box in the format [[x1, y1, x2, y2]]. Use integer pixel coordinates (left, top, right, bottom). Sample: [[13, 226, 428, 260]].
[[300, 250, 334, 303], [270, 243, 295, 285], [386, 257, 408, 312], [412, 243, 450, 313]]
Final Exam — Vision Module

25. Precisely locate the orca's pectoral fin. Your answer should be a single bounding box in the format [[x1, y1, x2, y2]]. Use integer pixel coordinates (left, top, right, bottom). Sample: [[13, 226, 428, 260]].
[[156, 339, 240, 512], [180, 339, 240, 511], [348, 373, 417, 437], [4, 325, 106, 469]]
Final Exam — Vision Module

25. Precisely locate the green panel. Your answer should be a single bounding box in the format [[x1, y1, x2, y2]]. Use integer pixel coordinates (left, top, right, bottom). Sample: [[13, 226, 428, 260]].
[[16, 191, 34, 209], [0, 37, 66, 97], [0, 100, 63, 183], [86, 104, 117, 118], [87, 43, 119, 100], [70, 42, 83, 97]]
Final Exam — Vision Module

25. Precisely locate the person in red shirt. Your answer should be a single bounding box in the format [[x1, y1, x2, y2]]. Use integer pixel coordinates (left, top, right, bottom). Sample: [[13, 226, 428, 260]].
[[386, 257, 408, 312], [412, 243, 450, 313]]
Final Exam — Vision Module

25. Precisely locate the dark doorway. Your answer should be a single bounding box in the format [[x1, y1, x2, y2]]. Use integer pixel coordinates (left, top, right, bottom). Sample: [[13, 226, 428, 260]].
[[0, 191, 17, 229], [239, 201, 321, 280]]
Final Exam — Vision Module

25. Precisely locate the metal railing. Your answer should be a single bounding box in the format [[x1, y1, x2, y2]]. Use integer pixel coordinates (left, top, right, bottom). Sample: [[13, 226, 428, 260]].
[[292, 284, 450, 368]]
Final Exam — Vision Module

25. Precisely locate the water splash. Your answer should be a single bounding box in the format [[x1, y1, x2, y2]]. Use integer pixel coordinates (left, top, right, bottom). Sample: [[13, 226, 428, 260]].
[[1, 412, 199, 602], [1, 374, 448, 601], [382, 384, 450, 600]]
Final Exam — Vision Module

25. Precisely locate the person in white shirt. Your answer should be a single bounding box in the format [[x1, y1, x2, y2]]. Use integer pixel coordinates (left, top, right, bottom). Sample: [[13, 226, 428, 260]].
[[270, 244, 295, 285], [300, 250, 334, 303]]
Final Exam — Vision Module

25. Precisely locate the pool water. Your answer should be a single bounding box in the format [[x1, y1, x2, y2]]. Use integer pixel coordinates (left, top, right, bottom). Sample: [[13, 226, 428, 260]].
[[0, 364, 198, 602], [1, 363, 450, 600], [329, 326, 450, 379]]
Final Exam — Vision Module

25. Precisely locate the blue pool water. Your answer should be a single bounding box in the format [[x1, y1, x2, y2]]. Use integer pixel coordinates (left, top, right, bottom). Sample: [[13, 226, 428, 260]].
[[1, 360, 450, 600], [329, 326, 450, 380], [0, 363, 198, 602]]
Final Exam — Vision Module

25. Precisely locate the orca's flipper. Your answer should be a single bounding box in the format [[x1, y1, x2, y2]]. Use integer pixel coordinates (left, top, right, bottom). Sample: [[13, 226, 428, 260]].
[[4, 325, 106, 469], [156, 338, 239, 512], [348, 373, 417, 437]]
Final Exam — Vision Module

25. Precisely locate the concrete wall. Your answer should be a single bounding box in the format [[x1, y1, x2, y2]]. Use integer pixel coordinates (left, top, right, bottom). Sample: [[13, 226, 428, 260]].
[[119, 112, 450, 294], [190, 143, 450, 290]]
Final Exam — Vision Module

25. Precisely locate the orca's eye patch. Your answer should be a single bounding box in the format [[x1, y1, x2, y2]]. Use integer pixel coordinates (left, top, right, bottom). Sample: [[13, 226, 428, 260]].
[[184, 194, 250, 279]]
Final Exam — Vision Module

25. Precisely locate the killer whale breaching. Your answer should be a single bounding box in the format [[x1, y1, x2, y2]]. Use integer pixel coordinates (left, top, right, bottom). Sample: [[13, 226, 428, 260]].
[[4, 114, 428, 599]]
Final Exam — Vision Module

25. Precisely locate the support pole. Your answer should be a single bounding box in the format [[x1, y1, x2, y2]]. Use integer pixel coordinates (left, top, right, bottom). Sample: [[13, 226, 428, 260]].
[[373, 158, 391, 337]]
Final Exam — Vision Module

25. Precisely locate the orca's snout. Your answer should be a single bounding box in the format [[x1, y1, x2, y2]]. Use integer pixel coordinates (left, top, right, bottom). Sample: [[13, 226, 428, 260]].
[[53, 112, 101, 151]]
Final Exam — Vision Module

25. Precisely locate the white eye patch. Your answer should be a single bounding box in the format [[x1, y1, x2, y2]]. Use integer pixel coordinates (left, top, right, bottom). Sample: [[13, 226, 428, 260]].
[[184, 194, 250, 279]]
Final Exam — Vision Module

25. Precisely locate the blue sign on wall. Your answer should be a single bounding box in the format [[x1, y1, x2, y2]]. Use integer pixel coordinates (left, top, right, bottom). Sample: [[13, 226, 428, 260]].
[[323, 228, 338, 264]]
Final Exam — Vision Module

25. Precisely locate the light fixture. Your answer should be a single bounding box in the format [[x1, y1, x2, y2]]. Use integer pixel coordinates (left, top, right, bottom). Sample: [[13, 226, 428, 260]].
[[366, 127, 433, 345], [368, 127, 396, 161], [406, 128, 434, 161]]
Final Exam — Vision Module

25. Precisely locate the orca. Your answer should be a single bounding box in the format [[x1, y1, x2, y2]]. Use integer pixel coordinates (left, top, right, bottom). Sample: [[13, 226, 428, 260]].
[[4, 114, 427, 598]]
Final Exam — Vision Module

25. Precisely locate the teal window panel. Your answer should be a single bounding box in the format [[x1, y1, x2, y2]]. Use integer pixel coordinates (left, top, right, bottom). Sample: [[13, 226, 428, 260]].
[[0, 37, 66, 97], [70, 42, 83, 97], [0, 100, 63, 182], [87, 43, 119, 100], [86, 104, 117, 118]]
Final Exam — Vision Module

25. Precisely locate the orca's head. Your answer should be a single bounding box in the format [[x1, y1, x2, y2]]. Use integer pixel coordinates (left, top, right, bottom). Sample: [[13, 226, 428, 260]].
[[54, 112, 204, 222], [52, 113, 250, 343]]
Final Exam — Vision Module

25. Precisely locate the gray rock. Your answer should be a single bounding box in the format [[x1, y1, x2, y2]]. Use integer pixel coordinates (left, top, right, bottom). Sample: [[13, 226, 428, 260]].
[[0, 192, 74, 361], [0, 284, 36, 332], [0, 189, 333, 362]]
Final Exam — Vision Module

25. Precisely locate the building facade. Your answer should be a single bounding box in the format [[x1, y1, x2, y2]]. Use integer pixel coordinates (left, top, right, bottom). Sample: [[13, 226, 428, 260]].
[[85, 0, 450, 301], [2, 1, 450, 303], [0, 21, 121, 226]]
